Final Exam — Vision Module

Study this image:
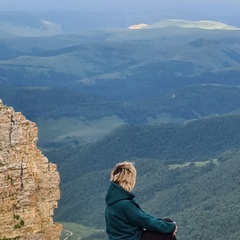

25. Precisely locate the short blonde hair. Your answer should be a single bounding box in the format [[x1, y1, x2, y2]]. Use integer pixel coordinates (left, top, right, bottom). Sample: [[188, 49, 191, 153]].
[[111, 161, 136, 192]]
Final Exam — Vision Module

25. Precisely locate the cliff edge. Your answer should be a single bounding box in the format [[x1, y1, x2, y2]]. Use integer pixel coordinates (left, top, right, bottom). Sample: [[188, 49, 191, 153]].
[[0, 100, 62, 240]]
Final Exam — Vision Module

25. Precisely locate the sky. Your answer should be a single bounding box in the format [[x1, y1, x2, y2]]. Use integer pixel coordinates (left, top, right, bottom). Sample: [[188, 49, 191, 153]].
[[0, 0, 239, 26]]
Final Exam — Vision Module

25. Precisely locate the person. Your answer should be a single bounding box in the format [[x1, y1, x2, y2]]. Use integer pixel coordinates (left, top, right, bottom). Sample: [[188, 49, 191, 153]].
[[105, 161, 178, 240]]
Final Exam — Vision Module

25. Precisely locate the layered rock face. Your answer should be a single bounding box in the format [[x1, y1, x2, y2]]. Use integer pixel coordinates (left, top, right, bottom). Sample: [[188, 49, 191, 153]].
[[0, 100, 62, 240]]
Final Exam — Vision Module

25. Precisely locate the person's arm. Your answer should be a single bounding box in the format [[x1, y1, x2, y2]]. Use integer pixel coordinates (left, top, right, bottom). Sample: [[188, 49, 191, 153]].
[[122, 200, 176, 233], [135, 211, 176, 233]]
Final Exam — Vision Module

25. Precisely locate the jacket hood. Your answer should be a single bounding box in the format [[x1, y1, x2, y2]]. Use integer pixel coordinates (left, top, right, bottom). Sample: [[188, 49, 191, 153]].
[[105, 182, 135, 206]]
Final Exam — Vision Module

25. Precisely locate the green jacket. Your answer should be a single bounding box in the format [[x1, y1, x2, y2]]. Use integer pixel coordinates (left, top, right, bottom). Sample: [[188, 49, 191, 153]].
[[105, 182, 176, 240]]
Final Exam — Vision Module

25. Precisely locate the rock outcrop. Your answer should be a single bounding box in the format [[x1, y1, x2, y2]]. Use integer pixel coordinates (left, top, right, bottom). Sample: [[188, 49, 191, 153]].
[[0, 100, 62, 240]]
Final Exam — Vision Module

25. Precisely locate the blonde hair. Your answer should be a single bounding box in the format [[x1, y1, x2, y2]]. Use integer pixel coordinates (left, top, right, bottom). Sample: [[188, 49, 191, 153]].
[[111, 161, 136, 192]]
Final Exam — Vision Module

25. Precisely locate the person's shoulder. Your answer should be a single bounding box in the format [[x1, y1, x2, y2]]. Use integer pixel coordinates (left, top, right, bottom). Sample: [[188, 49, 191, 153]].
[[115, 199, 139, 208], [115, 199, 130, 206]]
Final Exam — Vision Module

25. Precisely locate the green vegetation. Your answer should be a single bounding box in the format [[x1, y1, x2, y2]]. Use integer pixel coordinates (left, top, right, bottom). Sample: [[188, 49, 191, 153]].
[[13, 214, 24, 229], [13, 214, 20, 220], [46, 114, 240, 184], [7, 175, 13, 185], [0, 237, 20, 240], [37, 115, 124, 146], [1, 24, 240, 140], [46, 114, 240, 240], [54, 150, 240, 240], [168, 158, 218, 169], [60, 222, 106, 240]]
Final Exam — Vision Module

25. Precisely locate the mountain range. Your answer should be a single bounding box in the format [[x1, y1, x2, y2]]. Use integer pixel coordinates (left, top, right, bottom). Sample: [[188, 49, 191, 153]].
[[1, 12, 240, 240]]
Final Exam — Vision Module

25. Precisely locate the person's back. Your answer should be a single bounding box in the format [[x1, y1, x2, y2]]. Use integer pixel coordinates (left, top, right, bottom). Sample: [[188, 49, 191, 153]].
[[105, 182, 142, 239], [105, 161, 178, 240]]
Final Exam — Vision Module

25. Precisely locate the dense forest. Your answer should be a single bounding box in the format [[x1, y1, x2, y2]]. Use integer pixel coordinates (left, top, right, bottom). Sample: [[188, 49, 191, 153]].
[[45, 114, 240, 183], [53, 147, 240, 240], [42, 114, 240, 240], [1, 84, 240, 126]]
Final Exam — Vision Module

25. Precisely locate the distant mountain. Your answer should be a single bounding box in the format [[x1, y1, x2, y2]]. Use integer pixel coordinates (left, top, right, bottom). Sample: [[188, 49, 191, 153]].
[[1, 17, 240, 146], [145, 19, 240, 30], [0, 12, 62, 37]]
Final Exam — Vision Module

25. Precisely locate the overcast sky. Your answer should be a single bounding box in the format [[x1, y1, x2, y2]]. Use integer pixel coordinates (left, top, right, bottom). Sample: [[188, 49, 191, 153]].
[[0, 0, 239, 26]]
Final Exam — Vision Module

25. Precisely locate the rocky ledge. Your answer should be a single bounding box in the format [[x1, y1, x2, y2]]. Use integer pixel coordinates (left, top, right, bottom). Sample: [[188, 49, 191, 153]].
[[0, 100, 62, 240]]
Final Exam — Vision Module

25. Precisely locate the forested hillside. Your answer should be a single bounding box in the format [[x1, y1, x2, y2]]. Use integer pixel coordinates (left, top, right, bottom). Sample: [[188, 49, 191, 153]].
[[1, 18, 240, 140], [52, 148, 240, 240], [41, 114, 240, 240], [46, 114, 240, 183]]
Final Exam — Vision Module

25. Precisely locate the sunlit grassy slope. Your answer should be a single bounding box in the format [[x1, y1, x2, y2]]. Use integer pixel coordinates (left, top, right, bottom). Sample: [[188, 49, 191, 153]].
[[37, 115, 124, 145]]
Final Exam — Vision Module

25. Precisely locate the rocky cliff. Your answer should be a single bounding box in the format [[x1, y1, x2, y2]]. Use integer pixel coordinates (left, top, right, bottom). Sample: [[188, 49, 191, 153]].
[[0, 100, 62, 240]]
